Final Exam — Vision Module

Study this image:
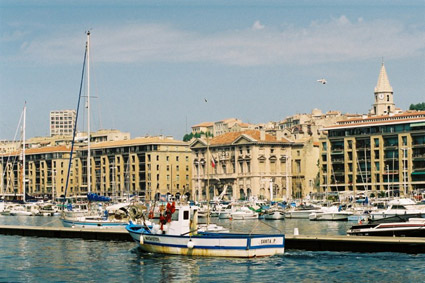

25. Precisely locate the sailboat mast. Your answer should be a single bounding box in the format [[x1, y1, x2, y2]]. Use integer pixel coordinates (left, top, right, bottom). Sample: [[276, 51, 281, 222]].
[[22, 102, 26, 202], [86, 31, 91, 194]]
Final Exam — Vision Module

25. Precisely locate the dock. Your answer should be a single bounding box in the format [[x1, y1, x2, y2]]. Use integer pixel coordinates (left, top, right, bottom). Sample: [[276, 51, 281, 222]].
[[0, 225, 424, 254]]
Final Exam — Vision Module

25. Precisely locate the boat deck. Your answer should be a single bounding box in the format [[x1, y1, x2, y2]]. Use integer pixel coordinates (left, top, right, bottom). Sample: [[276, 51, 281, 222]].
[[0, 225, 424, 254]]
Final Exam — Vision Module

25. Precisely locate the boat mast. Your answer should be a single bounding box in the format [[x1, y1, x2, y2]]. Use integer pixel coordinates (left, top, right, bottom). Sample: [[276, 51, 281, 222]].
[[86, 31, 91, 194], [22, 102, 26, 202], [206, 135, 210, 225]]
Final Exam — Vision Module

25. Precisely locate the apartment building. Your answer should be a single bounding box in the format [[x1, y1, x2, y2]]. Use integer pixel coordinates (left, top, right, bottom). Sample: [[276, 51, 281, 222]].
[[320, 111, 425, 196], [319, 63, 425, 197], [0, 136, 192, 201], [50, 110, 76, 137]]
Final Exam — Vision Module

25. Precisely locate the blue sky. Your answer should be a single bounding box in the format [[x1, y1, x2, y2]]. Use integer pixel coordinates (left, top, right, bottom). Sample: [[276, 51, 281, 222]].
[[1, 0, 424, 140]]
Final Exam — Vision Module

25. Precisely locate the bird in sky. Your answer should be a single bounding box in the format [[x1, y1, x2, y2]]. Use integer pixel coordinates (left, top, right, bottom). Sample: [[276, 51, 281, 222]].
[[317, 78, 327, 84], [204, 98, 208, 102]]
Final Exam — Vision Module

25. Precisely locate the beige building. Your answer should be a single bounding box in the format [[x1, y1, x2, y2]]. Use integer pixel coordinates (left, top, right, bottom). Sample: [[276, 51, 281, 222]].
[[191, 118, 255, 137], [319, 63, 425, 197], [0, 145, 71, 200], [0, 140, 20, 154], [1, 136, 192, 201], [369, 63, 398, 116], [50, 110, 76, 137], [191, 122, 214, 135], [190, 130, 302, 201], [278, 109, 362, 142], [320, 111, 425, 197]]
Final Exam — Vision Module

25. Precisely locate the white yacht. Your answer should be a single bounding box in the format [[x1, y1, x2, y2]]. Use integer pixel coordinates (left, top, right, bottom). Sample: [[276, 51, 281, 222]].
[[369, 198, 425, 220]]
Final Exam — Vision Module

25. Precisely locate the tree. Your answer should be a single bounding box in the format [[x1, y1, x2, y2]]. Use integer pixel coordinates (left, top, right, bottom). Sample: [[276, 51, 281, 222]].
[[182, 131, 213, 142], [409, 102, 425, 111]]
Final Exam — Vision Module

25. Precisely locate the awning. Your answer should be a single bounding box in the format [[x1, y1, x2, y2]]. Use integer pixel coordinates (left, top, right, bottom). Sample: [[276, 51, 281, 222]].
[[410, 122, 425, 127], [411, 172, 425, 175]]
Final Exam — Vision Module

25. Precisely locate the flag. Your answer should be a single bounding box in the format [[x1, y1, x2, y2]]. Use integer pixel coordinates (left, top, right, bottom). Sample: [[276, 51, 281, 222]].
[[211, 158, 216, 168]]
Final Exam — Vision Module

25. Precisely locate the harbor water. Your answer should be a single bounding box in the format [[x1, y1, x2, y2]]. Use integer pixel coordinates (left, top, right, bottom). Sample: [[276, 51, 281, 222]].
[[1, 216, 424, 282]]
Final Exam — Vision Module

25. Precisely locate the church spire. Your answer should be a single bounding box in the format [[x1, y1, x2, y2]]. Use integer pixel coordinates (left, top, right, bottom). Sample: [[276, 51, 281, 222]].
[[374, 62, 393, 93]]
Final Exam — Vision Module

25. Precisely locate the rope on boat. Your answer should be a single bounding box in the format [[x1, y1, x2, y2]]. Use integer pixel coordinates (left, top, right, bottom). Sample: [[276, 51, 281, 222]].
[[248, 219, 283, 236]]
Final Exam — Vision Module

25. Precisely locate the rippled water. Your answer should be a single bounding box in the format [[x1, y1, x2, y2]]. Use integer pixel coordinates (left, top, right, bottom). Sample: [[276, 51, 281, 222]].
[[0, 216, 423, 282]]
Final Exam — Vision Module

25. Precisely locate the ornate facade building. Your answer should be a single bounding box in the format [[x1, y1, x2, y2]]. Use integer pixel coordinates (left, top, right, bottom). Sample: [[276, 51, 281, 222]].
[[190, 130, 304, 201]]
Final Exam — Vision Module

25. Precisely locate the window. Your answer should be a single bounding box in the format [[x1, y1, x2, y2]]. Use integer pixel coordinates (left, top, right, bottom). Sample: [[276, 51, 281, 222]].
[[176, 156, 179, 162], [296, 160, 301, 173]]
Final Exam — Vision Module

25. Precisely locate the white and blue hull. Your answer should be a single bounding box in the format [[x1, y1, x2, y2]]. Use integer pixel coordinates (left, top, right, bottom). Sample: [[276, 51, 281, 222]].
[[127, 225, 284, 258]]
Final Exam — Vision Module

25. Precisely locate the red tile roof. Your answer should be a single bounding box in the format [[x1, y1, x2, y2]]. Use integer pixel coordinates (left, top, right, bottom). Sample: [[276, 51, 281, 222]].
[[209, 130, 290, 146]]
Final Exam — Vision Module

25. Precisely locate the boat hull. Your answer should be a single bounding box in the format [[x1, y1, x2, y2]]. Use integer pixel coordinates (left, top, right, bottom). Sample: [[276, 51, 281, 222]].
[[264, 211, 285, 220], [285, 210, 318, 219], [127, 225, 284, 258], [348, 223, 425, 237], [309, 212, 351, 221]]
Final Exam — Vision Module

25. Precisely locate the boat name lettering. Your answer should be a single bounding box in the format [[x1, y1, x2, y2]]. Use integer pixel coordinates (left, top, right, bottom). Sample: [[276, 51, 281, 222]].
[[260, 238, 276, 244], [145, 236, 160, 242]]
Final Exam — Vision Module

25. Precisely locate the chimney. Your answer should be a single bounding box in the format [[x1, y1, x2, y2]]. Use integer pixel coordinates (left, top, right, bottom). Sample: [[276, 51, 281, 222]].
[[260, 130, 266, 141], [276, 131, 283, 141]]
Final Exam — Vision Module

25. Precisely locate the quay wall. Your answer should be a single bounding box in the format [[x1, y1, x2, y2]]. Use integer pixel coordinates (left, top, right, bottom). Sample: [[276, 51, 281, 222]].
[[0, 225, 424, 254]]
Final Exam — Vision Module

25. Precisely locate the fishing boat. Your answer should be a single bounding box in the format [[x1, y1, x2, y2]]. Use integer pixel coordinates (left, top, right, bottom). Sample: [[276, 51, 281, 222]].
[[347, 218, 425, 237], [126, 202, 285, 258]]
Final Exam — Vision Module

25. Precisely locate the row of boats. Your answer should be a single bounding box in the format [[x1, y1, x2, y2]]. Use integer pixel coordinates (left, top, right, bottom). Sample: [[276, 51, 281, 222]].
[[0, 202, 60, 216], [2, 197, 425, 258], [197, 197, 425, 222]]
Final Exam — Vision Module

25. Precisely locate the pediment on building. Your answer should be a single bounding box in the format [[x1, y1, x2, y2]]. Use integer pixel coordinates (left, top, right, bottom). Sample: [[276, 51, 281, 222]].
[[233, 135, 256, 145], [190, 138, 208, 149]]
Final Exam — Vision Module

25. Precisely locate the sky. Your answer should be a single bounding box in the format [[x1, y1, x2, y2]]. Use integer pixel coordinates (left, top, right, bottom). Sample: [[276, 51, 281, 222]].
[[1, 0, 424, 141]]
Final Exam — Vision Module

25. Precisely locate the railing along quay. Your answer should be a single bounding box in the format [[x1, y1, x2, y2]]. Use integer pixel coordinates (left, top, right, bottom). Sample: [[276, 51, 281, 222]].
[[0, 225, 424, 254]]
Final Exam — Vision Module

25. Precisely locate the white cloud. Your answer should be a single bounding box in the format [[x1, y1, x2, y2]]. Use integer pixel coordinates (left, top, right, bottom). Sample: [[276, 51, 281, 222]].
[[16, 16, 425, 66]]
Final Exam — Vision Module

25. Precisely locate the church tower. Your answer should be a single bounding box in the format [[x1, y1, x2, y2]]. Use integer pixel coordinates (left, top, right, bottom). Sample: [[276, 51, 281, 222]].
[[370, 62, 395, 116]]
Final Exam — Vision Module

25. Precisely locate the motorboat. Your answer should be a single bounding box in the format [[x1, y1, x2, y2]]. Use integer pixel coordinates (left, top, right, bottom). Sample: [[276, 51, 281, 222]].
[[264, 205, 285, 220], [37, 203, 60, 216], [309, 205, 352, 221], [347, 218, 425, 237], [230, 206, 259, 220], [218, 204, 235, 219], [126, 202, 284, 258], [285, 204, 322, 219], [10, 203, 40, 216], [369, 198, 425, 220]]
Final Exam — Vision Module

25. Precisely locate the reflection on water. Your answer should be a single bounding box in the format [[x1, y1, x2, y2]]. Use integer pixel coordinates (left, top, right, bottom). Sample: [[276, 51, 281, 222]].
[[0, 216, 424, 282]]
